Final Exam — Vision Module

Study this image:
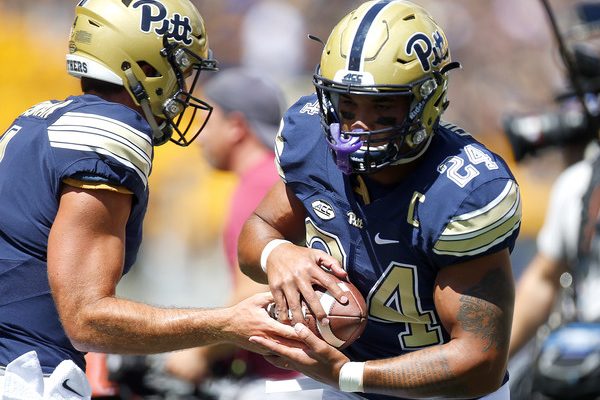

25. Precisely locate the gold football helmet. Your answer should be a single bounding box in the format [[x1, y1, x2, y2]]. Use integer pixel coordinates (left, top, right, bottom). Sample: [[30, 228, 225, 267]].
[[67, 0, 217, 146], [313, 0, 460, 173]]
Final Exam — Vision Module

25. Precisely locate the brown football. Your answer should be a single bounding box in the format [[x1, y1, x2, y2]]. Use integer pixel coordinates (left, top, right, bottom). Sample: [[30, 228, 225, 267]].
[[267, 279, 367, 349]]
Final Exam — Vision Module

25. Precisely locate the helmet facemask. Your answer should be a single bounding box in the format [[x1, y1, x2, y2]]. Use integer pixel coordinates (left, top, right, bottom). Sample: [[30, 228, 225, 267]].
[[314, 73, 444, 174], [153, 39, 217, 146]]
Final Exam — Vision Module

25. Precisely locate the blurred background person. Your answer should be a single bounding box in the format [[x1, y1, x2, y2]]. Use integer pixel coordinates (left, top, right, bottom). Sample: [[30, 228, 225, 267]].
[[165, 68, 308, 399], [504, 2, 600, 399]]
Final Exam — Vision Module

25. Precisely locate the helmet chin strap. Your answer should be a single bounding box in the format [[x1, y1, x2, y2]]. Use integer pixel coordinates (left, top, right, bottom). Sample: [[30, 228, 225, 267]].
[[122, 64, 172, 146]]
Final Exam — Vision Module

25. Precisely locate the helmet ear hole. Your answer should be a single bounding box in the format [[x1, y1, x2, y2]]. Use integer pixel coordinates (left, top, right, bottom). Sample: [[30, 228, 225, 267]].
[[137, 62, 160, 78]]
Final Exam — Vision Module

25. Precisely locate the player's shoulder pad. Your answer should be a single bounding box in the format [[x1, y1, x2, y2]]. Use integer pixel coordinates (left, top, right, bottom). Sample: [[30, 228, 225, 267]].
[[419, 123, 521, 260], [431, 178, 521, 258], [47, 95, 153, 190], [275, 94, 325, 182]]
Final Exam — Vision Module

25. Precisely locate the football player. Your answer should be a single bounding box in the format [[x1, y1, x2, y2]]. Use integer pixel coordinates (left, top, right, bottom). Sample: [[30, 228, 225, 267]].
[[238, 1, 521, 399], [0, 0, 296, 397]]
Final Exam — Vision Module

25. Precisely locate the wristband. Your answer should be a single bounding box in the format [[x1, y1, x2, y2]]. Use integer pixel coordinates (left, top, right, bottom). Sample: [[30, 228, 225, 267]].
[[339, 361, 365, 393], [260, 239, 291, 273]]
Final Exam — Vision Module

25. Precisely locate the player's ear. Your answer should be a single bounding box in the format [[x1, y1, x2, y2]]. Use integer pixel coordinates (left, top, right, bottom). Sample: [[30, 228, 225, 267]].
[[227, 111, 250, 142]]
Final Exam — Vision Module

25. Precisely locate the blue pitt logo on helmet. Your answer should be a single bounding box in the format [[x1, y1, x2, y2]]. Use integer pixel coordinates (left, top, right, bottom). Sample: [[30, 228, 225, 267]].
[[133, 0, 193, 45], [406, 30, 448, 73]]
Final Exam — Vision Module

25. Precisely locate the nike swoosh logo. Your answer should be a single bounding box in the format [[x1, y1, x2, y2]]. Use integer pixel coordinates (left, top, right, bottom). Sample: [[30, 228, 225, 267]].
[[374, 232, 400, 245], [62, 379, 83, 397]]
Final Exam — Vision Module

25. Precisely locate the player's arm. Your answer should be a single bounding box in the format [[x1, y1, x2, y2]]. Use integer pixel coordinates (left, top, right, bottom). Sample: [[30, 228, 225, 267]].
[[48, 184, 297, 355], [509, 252, 566, 357], [238, 180, 349, 324], [253, 249, 514, 398], [238, 180, 307, 283], [360, 249, 514, 398]]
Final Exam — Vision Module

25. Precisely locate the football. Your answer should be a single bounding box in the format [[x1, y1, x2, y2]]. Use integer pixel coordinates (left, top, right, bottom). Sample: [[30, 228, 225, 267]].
[[267, 280, 367, 349]]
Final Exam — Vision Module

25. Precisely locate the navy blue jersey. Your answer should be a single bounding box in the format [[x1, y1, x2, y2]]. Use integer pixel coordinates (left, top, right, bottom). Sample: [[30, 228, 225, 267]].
[[0, 94, 152, 373], [276, 94, 521, 400]]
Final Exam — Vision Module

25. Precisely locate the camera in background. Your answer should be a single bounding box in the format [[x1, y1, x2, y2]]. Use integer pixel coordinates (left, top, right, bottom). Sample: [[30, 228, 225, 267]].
[[503, 2, 600, 162], [503, 92, 599, 162]]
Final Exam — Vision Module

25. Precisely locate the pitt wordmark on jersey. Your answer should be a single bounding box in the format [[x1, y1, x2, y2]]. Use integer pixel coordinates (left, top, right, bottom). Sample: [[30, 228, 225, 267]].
[[276, 94, 521, 374], [0, 94, 152, 373]]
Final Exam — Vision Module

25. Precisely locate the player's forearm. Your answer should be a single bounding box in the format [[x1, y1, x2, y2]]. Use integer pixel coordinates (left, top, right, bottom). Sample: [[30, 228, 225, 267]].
[[238, 213, 285, 284], [509, 266, 559, 356], [65, 296, 235, 354], [363, 342, 504, 399]]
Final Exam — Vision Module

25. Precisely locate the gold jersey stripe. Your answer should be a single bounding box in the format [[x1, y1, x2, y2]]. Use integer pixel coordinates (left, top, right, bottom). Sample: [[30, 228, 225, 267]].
[[352, 175, 371, 205], [49, 112, 152, 163], [48, 112, 153, 186], [440, 181, 519, 239], [54, 112, 152, 155], [63, 178, 133, 194], [433, 221, 521, 257], [433, 180, 522, 256]]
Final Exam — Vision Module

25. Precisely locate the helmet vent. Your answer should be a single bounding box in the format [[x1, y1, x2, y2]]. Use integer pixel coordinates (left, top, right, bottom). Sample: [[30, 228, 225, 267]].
[[396, 58, 410, 65], [88, 20, 101, 28], [403, 14, 416, 21]]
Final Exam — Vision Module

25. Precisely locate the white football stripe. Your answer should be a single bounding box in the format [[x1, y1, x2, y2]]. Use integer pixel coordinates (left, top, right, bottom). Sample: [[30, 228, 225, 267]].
[[315, 282, 353, 348], [317, 319, 345, 348]]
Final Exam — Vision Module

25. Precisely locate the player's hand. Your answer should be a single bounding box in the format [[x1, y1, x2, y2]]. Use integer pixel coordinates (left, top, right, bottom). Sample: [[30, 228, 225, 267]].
[[225, 292, 300, 355], [266, 242, 349, 325], [250, 323, 350, 388]]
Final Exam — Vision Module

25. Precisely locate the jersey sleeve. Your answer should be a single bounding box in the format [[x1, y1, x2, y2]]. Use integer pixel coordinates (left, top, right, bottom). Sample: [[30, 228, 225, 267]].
[[48, 104, 153, 200], [275, 94, 326, 188], [429, 178, 522, 266]]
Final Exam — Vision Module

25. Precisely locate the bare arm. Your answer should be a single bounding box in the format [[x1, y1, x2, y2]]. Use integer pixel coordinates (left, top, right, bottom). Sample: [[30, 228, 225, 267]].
[[166, 252, 274, 382], [238, 180, 308, 284], [363, 249, 514, 398], [253, 249, 514, 399], [48, 185, 297, 355], [509, 252, 566, 357], [238, 180, 349, 323]]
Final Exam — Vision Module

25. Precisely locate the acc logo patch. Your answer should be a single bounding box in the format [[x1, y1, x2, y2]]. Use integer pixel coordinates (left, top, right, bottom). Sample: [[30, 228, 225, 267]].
[[133, 0, 193, 45], [333, 70, 375, 86], [312, 200, 335, 220], [342, 72, 363, 85], [405, 30, 447, 73]]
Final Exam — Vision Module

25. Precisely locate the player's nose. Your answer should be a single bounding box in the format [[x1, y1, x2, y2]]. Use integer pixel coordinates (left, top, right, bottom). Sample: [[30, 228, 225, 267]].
[[350, 119, 370, 133]]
